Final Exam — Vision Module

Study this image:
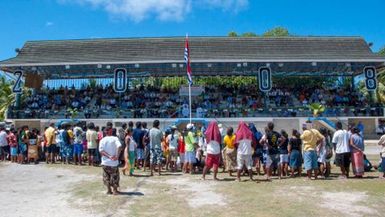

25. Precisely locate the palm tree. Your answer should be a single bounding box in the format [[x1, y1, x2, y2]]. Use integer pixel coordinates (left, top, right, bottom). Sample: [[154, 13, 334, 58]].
[[0, 76, 31, 120], [308, 103, 326, 117], [66, 107, 79, 120], [88, 78, 97, 89], [376, 68, 385, 104], [0, 76, 17, 120]]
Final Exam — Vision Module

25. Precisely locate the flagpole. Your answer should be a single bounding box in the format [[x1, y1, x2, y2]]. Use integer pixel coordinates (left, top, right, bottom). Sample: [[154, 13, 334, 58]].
[[186, 33, 192, 124], [189, 82, 192, 124]]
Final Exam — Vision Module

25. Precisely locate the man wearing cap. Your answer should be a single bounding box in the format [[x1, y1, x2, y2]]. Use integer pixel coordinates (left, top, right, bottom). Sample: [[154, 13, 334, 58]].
[[184, 123, 197, 174]]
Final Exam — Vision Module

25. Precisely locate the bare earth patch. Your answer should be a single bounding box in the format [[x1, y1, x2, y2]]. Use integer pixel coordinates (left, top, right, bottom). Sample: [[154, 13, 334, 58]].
[[0, 162, 99, 217], [320, 192, 378, 217], [2, 161, 385, 217], [165, 177, 227, 208]]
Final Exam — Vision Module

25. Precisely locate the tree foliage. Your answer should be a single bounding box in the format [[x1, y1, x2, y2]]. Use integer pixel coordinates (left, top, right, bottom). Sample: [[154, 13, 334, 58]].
[[309, 103, 326, 117], [137, 76, 259, 90], [0, 76, 15, 120], [139, 76, 336, 92], [228, 31, 238, 37], [228, 27, 291, 38], [379, 46, 385, 56], [241, 32, 257, 37], [0, 76, 31, 120], [88, 78, 97, 89], [262, 27, 290, 37], [66, 108, 78, 120], [273, 76, 334, 88]]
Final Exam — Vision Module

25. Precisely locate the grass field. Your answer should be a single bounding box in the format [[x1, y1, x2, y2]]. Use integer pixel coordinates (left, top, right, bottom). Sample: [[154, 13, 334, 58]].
[[62, 153, 385, 217]]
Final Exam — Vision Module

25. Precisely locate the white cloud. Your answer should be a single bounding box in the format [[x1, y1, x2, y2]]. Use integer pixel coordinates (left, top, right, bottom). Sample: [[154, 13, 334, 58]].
[[202, 0, 249, 12], [62, 0, 191, 22], [59, 0, 249, 22], [45, 21, 54, 27]]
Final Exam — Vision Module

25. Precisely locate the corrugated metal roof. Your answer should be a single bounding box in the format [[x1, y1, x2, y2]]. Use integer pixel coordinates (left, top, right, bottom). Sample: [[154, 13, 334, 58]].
[[1, 36, 384, 67]]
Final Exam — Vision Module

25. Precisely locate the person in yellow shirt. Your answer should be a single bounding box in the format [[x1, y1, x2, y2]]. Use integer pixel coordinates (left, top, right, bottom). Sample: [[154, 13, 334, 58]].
[[44, 123, 57, 164], [300, 124, 324, 180], [223, 127, 236, 176]]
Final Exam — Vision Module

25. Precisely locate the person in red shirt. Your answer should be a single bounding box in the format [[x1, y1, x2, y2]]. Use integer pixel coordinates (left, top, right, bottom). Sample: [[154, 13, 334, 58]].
[[177, 131, 186, 172], [7, 128, 18, 163]]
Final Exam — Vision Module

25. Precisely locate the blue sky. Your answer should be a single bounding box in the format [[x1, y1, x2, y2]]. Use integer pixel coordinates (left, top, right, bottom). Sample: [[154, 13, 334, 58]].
[[0, 0, 384, 61]]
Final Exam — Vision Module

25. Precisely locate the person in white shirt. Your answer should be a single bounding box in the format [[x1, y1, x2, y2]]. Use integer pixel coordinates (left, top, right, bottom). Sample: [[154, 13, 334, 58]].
[[235, 122, 255, 182], [332, 122, 351, 179], [86, 122, 98, 166], [99, 128, 122, 195], [0, 127, 9, 161], [166, 126, 179, 172], [202, 121, 222, 180]]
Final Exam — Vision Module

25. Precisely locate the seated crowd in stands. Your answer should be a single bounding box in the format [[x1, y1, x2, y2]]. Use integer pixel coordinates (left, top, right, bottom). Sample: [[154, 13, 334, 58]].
[[1, 120, 384, 187], [7, 83, 382, 119]]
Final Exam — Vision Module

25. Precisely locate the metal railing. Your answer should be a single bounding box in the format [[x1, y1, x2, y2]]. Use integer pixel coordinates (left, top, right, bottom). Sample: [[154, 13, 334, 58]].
[[7, 106, 384, 119]]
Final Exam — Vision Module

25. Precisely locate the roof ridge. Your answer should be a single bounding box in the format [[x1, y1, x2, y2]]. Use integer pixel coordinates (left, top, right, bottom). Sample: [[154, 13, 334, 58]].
[[25, 36, 365, 43]]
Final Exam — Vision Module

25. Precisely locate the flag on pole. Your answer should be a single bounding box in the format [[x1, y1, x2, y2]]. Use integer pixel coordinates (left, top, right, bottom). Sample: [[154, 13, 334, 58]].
[[184, 35, 193, 85]]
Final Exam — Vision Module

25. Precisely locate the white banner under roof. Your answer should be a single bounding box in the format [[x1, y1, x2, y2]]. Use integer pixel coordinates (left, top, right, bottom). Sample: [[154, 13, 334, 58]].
[[179, 85, 204, 96]]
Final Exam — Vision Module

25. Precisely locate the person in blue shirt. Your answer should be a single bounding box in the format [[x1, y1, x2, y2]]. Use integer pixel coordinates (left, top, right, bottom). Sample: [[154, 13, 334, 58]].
[[249, 123, 263, 175], [132, 122, 145, 169]]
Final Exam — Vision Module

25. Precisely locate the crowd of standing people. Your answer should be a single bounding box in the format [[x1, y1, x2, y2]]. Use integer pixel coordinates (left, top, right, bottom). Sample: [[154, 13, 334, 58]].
[[0, 120, 385, 195]]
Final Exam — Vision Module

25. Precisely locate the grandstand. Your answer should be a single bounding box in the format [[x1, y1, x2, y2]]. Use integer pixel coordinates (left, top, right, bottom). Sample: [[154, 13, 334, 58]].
[[1, 36, 385, 137]]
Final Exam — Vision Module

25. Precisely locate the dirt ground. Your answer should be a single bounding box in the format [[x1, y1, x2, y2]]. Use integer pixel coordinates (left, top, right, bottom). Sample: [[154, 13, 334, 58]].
[[0, 163, 98, 217], [1, 152, 384, 217]]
